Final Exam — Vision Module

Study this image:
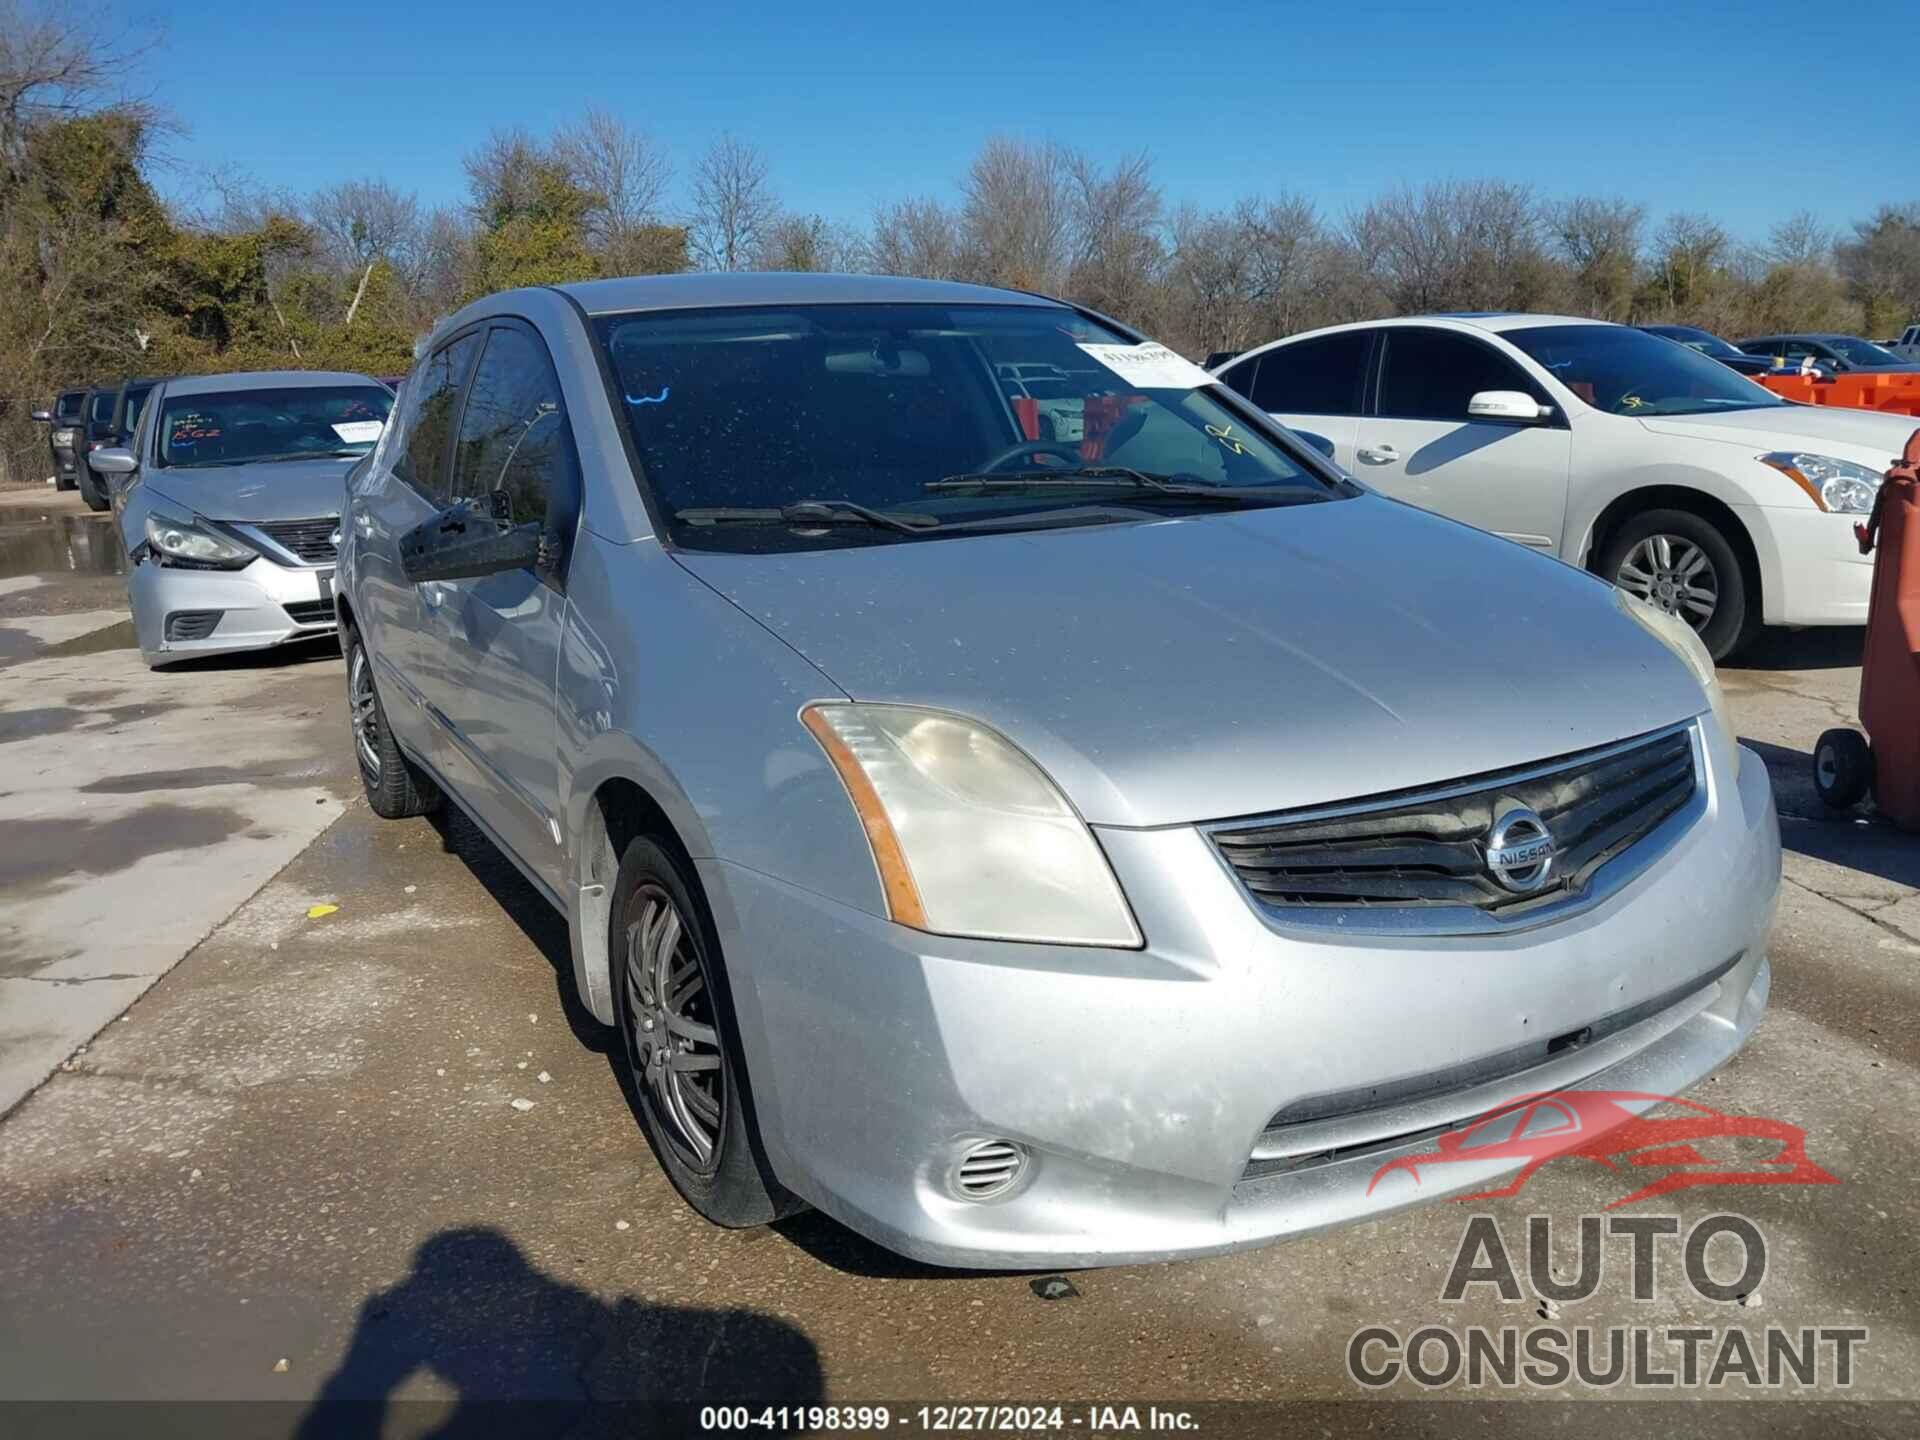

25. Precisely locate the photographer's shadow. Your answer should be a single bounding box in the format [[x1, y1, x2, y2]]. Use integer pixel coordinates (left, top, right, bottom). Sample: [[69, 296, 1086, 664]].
[[298, 1227, 823, 1438]]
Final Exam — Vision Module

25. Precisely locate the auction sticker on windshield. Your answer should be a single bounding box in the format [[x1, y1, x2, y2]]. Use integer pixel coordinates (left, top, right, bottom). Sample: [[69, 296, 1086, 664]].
[[332, 421, 383, 444], [1077, 342, 1216, 390]]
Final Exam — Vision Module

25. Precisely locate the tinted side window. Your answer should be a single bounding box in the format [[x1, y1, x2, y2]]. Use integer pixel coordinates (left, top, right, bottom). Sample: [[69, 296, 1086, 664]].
[[396, 332, 482, 501], [450, 326, 579, 536], [1217, 356, 1260, 400], [1378, 330, 1543, 421], [1250, 332, 1370, 414]]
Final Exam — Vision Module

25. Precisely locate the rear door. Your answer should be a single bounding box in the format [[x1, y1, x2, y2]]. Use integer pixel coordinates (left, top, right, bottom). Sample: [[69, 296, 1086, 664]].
[[352, 331, 482, 736], [415, 320, 581, 890], [1352, 327, 1572, 551], [1226, 330, 1372, 468]]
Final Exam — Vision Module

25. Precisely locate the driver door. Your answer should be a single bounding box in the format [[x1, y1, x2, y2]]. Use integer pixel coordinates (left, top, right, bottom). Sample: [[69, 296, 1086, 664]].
[[1353, 327, 1571, 551], [415, 320, 581, 890]]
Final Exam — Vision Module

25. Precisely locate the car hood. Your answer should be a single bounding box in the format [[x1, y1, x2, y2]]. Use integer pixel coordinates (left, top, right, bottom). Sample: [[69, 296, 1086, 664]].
[[1639, 404, 1920, 464], [677, 497, 1708, 827], [144, 456, 355, 523]]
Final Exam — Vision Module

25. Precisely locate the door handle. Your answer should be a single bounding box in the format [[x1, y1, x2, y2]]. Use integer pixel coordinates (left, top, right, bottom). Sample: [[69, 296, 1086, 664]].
[[1356, 445, 1400, 464]]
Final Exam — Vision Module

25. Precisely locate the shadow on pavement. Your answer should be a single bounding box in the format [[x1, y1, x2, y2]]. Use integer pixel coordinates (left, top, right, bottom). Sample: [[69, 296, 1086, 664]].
[[1745, 739, 1920, 888], [1722, 626, 1862, 674], [296, 1227, 823, 1436], [428, 806, 610, 1057]]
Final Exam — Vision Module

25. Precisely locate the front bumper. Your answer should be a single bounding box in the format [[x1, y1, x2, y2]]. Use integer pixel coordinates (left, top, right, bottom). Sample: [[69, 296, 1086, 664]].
[[127, 554, 337, 667], [1740, 501, 1873, 626], [705, 728, 1780, 1269]]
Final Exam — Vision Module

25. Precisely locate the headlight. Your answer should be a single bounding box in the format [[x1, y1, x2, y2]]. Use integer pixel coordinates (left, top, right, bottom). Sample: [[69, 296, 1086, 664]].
[[144, 509, 256, 569], [1614, 588, 1737, 767], [802, 703, 1142, 947], [1759, 452, 1882, 514], [52, 427, 74, 447]]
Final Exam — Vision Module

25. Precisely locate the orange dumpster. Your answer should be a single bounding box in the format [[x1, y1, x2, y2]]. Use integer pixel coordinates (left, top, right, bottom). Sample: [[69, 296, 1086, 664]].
[[1815, 429, 1920, 827]]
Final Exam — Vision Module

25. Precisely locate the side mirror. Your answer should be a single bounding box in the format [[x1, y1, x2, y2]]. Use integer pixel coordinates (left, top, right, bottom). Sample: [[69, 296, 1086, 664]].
[[400, 497, 543, 583], [30, 408, 52, 423], [1295, 430, 1338, 460], [1467, 390, 1549, 423], [90, 446, 138, 475]]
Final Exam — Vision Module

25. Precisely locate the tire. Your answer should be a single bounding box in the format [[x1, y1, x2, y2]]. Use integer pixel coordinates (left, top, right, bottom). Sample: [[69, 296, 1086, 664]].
[[1813, 728, 1872, 810], [1601, 508, 1756, 662], [610, 835, 798, 1228], [345, 626, 441, 819], [78, 467, 108, 512]]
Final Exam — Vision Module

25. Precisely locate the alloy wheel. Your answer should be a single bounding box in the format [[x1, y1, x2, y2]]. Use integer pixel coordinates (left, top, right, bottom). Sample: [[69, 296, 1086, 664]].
[[1616, 534, 1719, 632], [624, 886, 725, 1174], [348, 647, 381, 777]]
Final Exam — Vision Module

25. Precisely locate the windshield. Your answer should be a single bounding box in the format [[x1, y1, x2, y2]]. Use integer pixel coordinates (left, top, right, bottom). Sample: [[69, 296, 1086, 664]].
[[594, 302, 1339, 551], [1827, 336, 1905, 366], [157, 385, 392, 469], [1508, 324, 1785, 416]]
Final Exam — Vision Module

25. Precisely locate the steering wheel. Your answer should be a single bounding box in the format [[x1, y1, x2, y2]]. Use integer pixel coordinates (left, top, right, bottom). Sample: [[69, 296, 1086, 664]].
[[977, 440, 1084, 473]]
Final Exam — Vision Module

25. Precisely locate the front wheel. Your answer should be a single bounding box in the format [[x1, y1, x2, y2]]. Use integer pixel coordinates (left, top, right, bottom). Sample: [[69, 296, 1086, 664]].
[[1601, 508, 1755, 662], [1814, 728, 1872, 810], [78, 468, 108, 512], [611, 837, 797, 1228]]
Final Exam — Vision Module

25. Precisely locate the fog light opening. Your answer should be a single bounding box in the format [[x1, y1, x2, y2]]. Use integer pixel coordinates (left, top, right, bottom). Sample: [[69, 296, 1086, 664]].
[[948, 1139, 1028, 1202]]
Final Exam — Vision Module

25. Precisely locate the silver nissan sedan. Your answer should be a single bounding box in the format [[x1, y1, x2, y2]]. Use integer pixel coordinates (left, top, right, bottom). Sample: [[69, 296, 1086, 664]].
[[337, 273, 1780, 1268]]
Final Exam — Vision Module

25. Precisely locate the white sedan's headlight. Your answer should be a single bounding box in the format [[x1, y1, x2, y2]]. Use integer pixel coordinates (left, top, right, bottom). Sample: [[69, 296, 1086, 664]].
[[1614, 588, 1737, 768], [803, 703, 1141, 947], [1760, 451, 1883, 514], [145, 509, 256, 569]]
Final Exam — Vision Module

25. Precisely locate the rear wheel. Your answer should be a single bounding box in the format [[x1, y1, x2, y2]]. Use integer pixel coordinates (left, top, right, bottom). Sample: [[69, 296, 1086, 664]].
[[1814, 728, 1872, 810], [345, 627, 441, 819], [611, 836, 797, 1228], [1602, 508, 1755, 662]]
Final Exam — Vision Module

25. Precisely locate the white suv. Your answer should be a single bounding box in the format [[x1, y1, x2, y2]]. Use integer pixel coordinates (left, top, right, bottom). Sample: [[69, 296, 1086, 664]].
[[1215, 315, 1917, 658]]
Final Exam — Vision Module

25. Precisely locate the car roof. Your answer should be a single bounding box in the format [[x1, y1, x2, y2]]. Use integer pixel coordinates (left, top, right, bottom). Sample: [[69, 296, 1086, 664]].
[[1216, 312, 1621, 369], [158, 369, 383, 398], [553, 271, 1066, 317]]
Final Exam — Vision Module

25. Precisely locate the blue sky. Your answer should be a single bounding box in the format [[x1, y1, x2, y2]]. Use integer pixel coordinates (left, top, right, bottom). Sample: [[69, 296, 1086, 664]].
[[151, 0, 1905, 243]]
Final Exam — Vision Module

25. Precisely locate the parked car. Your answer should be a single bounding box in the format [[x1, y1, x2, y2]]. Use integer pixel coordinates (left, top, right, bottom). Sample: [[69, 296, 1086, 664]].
[[1887, 323, 1920, 361], [91, 369, 393, 666], [1636, 324, 1785, 378], [99, 375, 162, 508], [338, 273, 1778, 1268], [1737, 333, 1920, 374], [1216, 315, 1920, 658], [28, 388, 87, 490], [75, 383, 124, 510]]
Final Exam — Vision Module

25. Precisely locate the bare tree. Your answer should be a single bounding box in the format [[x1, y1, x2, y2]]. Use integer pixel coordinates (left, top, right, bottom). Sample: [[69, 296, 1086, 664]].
[[462, 126, 553, 227], [0, 0, 161, 183], [308, 178, 423, 273], [1837, 203, 1920, 336], [959, 136, 1073, 291], [1650, 211, 1731, 315], [1765, 210, 1834, 269], [867, 196, 961, 279], [753, 212, 863, 273], [1065, 149, 1162, 320], [1350, 180, 1553, 314], [688, 133, 777, 272], [1549, 196, 1644, 320], [554, 106, 672, 272], [1236, 193, 1323, 334]]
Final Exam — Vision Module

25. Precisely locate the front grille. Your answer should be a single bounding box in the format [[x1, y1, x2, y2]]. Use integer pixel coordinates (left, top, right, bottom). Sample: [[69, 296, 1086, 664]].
[[282, 600, 335, 626], [255, 518, 337, 564], [1210, 726, 1697, 919], [165, 610, 221, 641]]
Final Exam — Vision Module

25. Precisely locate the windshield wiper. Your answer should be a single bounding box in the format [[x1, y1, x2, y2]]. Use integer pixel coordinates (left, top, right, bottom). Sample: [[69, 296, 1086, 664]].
[[675, 500, 941, 535], [924, 466, 1290, 502], [175, 450, 365, 468]]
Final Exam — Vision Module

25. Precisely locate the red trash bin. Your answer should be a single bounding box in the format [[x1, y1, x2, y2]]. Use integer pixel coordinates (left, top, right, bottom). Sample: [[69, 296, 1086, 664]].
[[1815, 428, 1920, 828]]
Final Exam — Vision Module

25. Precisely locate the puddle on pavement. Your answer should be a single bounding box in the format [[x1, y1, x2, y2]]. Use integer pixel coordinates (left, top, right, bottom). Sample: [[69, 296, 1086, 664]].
[[39, 619, 136, 656], [0, 510, 127, 580]]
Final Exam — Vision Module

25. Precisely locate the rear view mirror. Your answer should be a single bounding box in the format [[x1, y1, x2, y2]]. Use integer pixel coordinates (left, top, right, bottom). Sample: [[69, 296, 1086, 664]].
[[1468, 391, 1549, 423], [90, 447, 138, 475], [400, 498, 542, 583]]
